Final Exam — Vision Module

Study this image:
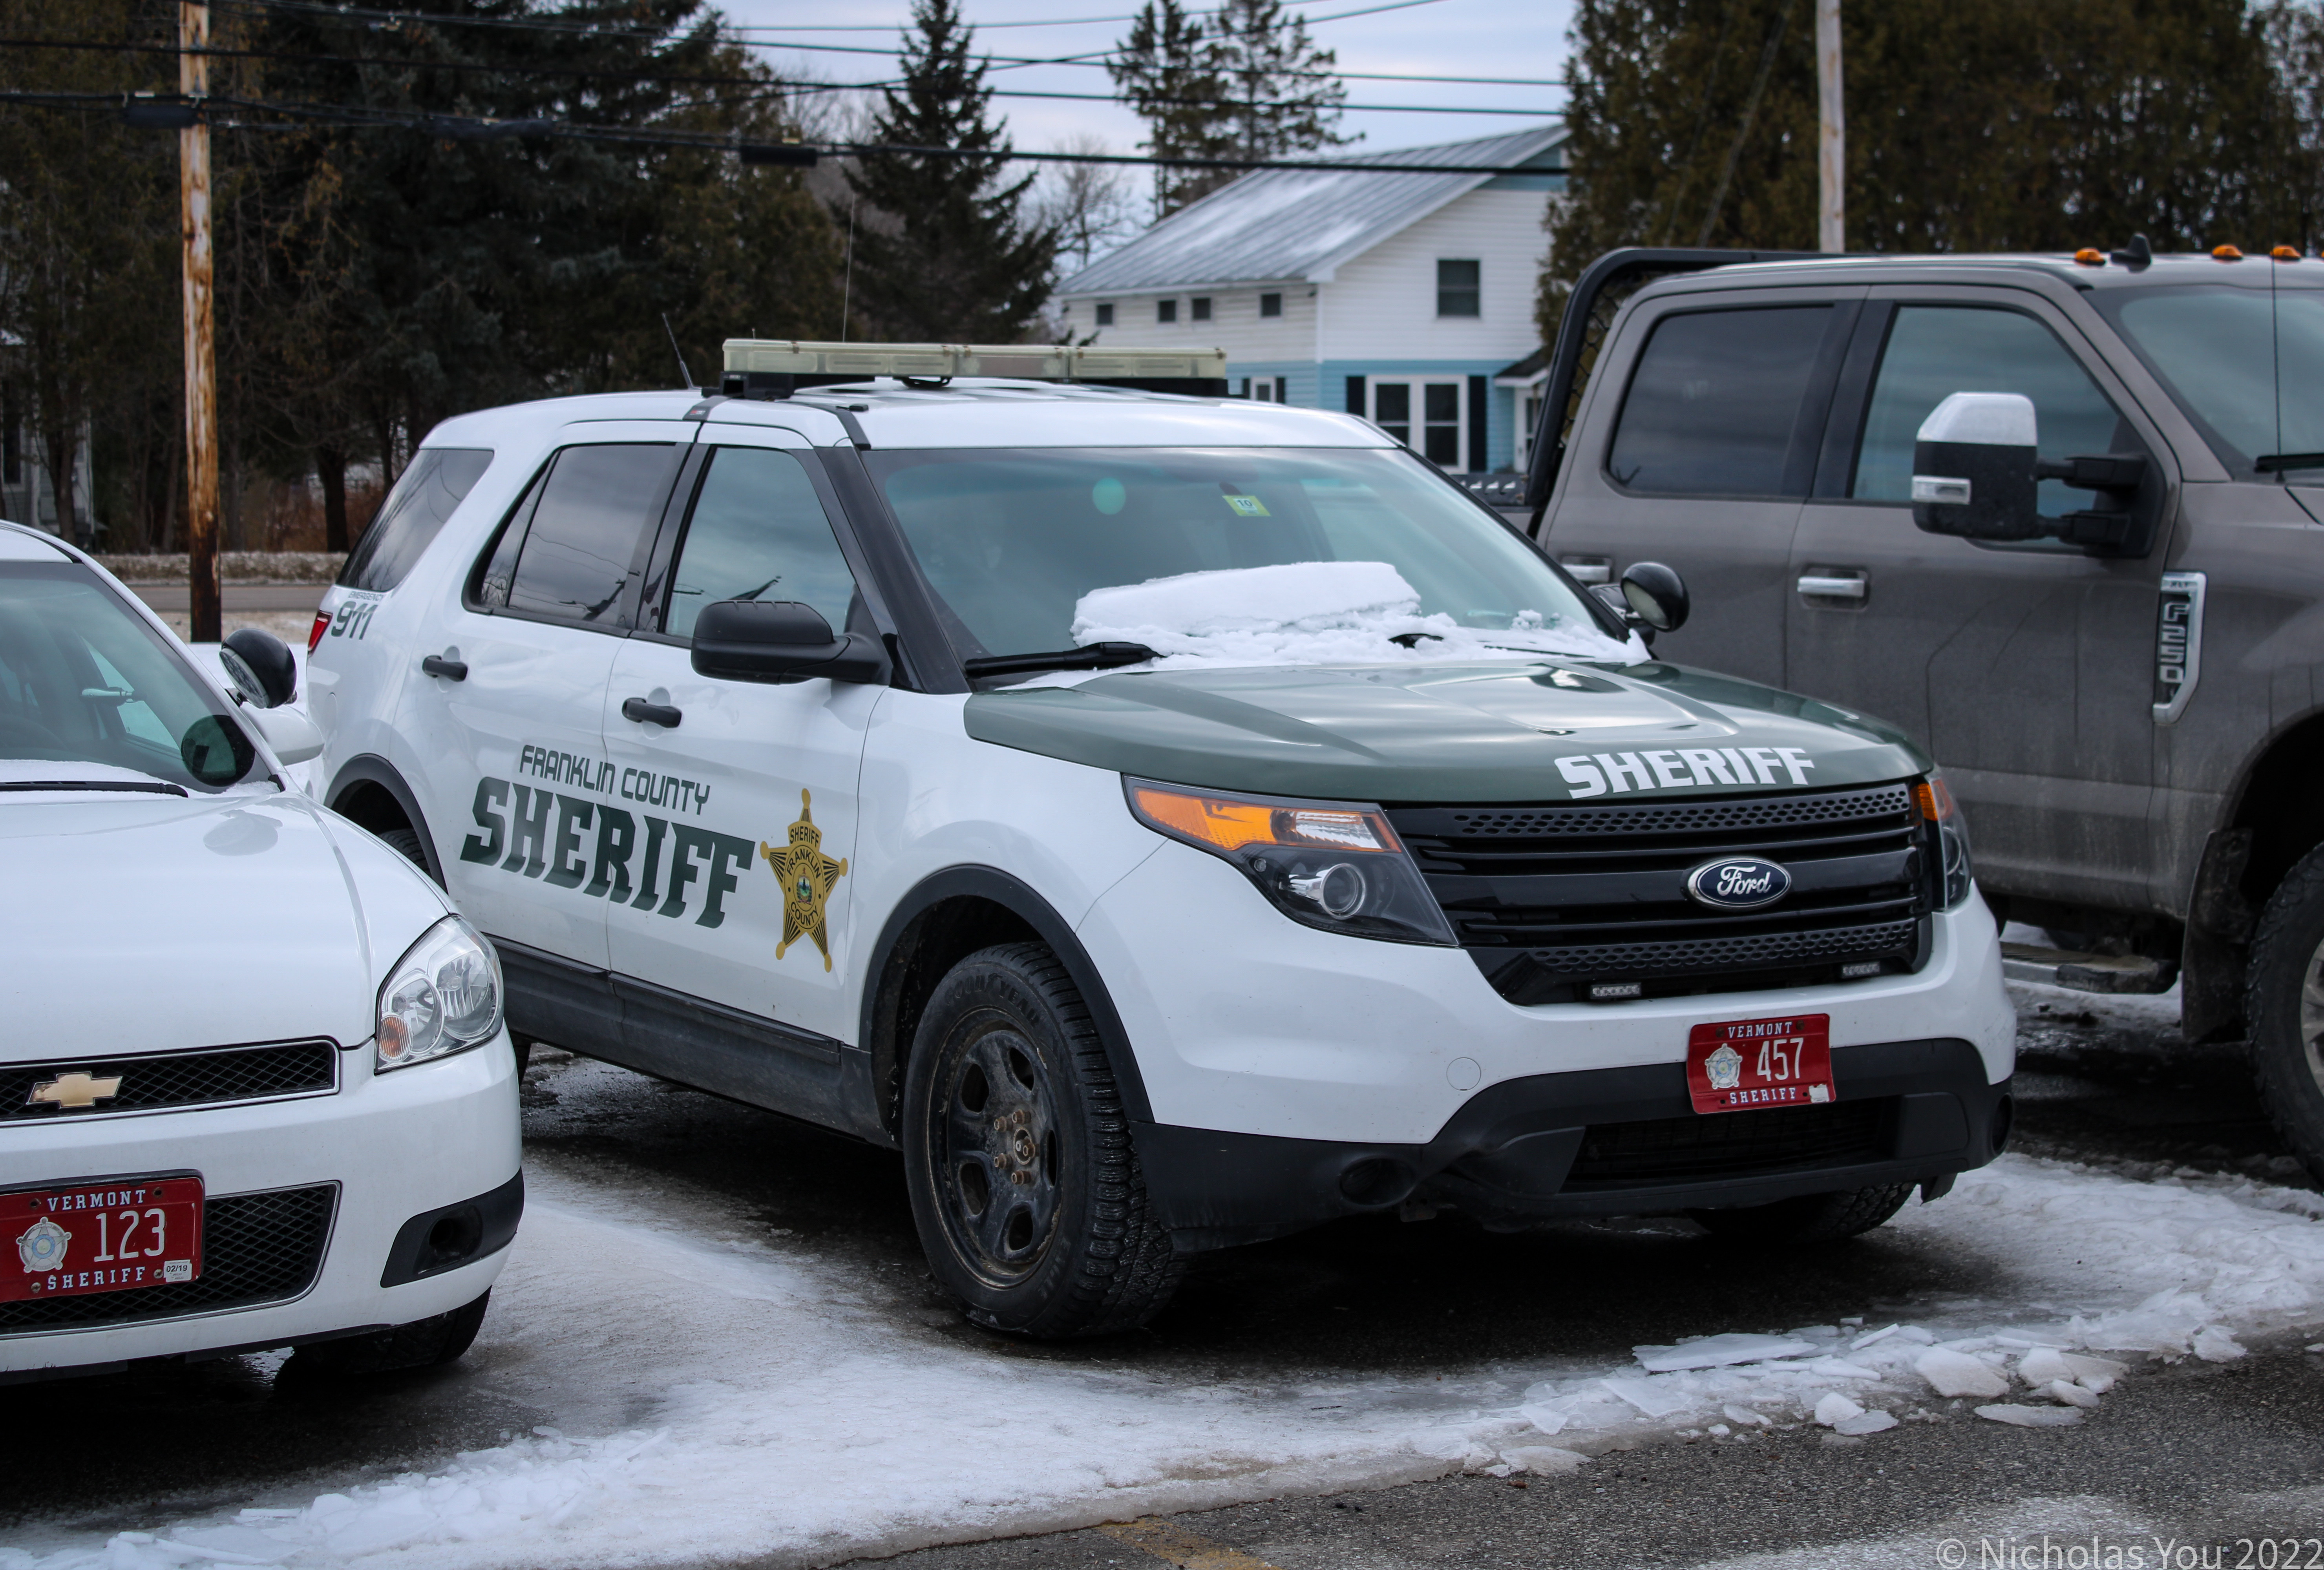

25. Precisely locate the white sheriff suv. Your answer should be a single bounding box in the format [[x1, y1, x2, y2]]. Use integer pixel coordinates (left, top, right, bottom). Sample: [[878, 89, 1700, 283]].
[[307, 342, 2015, 1338], [0, 521, 520, 1379]]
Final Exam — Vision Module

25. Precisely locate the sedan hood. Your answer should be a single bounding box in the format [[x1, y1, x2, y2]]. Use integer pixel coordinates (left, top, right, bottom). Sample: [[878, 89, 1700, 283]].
[[0, 792, 442, 1061], [965, 660, 1930, 803]]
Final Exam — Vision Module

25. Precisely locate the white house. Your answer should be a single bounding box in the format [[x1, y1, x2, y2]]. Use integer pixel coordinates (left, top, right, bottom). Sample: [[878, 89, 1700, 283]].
[[1055, 123, 1565, 473]]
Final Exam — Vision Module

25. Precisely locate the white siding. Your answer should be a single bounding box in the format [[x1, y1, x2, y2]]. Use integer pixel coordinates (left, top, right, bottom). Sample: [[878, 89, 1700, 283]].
[[1315, 187, 1549, 363], [1060, 283, 1319, 362]]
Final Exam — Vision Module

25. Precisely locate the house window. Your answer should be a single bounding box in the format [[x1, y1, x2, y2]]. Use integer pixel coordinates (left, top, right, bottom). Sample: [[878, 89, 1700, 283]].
[[1191, 297, 1212, 322], [1157, 299, 1177, 324], [1372, 380, 1467, 470], [1260, 292, 1283, 319], [1437, 259, 1481, 318], [1095, 303, 1114, 327], [1240, 376, 1283, 402]]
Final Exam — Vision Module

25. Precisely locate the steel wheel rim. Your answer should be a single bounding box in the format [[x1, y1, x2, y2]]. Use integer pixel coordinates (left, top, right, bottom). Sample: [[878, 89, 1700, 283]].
[[932, 1012, 1063, 1288], [2298, 933, 2324, 1097]]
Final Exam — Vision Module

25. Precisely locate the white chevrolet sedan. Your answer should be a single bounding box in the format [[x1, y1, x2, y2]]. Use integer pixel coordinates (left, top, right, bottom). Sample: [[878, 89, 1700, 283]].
[[0, 520, 520, 1381]]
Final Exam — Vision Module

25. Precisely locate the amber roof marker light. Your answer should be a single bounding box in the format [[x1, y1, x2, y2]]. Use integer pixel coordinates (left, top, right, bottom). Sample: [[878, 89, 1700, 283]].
[[2074, 248, 2106, 267], [2213, 245, 2246, 261], [2274, 246, 2305, 262]]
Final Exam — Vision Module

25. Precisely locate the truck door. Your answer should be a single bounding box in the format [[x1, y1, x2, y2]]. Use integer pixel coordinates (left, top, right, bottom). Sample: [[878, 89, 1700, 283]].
[[1785, 291, 2175, 910], [1536, 288, 1862, 688], [596, 423, 882, 1121]]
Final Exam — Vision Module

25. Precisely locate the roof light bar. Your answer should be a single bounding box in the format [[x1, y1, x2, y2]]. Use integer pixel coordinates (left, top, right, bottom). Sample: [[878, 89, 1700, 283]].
[[718, 340, 1229, 399]]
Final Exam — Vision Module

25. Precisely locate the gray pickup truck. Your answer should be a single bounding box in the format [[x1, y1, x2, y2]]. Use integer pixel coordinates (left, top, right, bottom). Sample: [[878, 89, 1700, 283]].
[[1486, 240, 2324, 1178]]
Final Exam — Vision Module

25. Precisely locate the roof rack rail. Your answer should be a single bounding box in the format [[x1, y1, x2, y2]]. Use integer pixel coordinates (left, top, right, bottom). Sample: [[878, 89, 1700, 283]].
[[719, 340, 1229, 399]]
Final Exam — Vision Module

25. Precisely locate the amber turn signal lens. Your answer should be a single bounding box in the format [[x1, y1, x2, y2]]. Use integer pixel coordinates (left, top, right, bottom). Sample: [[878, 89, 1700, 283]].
[[1914, 777, 1958, 822], [1129, 784, 1401, 855]]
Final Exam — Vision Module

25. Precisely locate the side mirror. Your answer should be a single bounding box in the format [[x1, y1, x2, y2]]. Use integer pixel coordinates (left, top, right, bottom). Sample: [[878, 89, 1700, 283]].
[[246, 704, 324, 765], [690, 599, 890, 685], [1912, 392, 2043, 540], [220, 626, 298, 708], [1619, 560, 1689, 632]]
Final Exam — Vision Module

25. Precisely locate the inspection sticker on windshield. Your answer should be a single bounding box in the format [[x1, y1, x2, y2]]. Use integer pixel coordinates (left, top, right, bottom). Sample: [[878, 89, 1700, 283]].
[[1686, 1014, 1833, 1114], [1222, 494, 1270, 517]]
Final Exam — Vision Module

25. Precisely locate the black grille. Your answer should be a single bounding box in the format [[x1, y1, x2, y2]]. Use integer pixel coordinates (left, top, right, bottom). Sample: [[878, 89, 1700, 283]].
[[3, 1041, 336, 1122], [1564, 1099, 1894, 1190], [0, 1184, 337, 1334], [1388, 784, 1933, 1005]]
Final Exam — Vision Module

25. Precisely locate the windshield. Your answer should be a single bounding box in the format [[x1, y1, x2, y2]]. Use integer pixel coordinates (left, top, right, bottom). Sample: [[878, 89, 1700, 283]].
[[868, 447, 1631, 670], [0, 564, 263, 792], [2095, 283, 2324, 476]]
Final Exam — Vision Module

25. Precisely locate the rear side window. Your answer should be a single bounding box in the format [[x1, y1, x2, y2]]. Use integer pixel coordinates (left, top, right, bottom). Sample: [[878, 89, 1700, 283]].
[[336, 448, 492, 591], [661, 447, 858, 639], [475, 444, 678, 628], [1606, 307, 1832, 496], [1853, 306, 2134, 515]]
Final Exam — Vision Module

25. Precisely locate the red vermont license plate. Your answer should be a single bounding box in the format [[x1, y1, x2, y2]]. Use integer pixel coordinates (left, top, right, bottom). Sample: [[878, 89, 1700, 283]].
[[3, 1174, 203, 1303], [1686, 1014, 1834, 1114]]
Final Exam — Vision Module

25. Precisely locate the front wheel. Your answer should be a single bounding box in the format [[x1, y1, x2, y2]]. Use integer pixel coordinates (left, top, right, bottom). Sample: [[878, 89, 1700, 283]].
[[1691, 1183, 1916, 1245], [2243, 845, 2324, 1183], [901, 943, 1182, 1337]]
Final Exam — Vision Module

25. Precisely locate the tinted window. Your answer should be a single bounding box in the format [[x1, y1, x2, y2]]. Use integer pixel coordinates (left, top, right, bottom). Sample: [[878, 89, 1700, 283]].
[[1607, 307, 1831, 496], [664, 448, 857, 639], [2097, 285, 2324, 476], [1855, 306, 2131, 513], [336, 448, 492, 591], [1438, 259, 1480, 317], [501, 445, 676, 626]]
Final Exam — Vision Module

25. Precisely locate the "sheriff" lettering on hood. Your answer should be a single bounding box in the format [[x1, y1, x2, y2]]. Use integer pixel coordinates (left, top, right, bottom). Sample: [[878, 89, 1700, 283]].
[[1555, 746, 1815, 799]]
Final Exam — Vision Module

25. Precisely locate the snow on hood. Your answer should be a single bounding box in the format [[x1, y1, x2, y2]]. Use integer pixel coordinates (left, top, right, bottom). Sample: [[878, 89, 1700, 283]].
[[1065, 561, 1643, 674]]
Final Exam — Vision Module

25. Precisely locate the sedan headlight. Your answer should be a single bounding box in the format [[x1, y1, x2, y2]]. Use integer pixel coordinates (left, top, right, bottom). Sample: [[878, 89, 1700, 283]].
[[376, 916, 504, 1071], [1126, 778, 1456, 946], [1915, 774, 1974, 909]]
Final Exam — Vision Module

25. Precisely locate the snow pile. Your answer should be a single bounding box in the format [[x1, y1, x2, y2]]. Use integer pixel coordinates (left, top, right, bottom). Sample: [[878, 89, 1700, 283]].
[[1067, 561, 1640, 671], [10, 1143, 2323, 1570]]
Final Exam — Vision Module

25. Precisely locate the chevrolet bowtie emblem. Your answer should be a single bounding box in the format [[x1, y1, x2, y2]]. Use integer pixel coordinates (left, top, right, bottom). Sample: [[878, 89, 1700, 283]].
[[27, 1071, 124, 1111]]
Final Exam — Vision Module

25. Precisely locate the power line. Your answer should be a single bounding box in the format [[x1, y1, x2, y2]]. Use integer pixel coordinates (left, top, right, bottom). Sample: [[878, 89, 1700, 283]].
[[712, 0, 1452, 27]]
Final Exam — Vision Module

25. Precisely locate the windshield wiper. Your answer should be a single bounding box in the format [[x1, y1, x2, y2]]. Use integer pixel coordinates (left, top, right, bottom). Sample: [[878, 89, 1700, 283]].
[[2255, 453, 2324, 473], [0, 779, 188, 796], [962, 641, 1158, 678]]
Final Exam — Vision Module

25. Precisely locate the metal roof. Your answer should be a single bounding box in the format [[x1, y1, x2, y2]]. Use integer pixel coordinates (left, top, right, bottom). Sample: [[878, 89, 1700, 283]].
[[1058, 123, 1565, 296]]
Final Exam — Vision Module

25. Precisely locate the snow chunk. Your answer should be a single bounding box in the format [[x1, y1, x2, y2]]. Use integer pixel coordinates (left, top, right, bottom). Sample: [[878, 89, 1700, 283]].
[[1975, 1403, 2085, 1428], [1601, 1376, 1693, 1418], [1723, 1405, 1773, 1427], [1068, 562, 1640, 671], [1633, 1333, 1818, 1372], [1834, 1410, 1899, 1436], [2044, 1379, 2101, 1409], [2017, 1347, 2125, 1390], [2192, 1325, 2247, 1362], [1915, 1347, 2011, 1398], [1502, 1445, 1590, 1475], [1812, 1393, 1864, 1427]]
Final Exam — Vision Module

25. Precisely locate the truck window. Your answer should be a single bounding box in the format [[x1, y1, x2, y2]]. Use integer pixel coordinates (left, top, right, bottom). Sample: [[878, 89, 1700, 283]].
[[661, 447, 858, 639], [500, 444, 677, 628], [1605, 306, 1832, 497], [2096, 285, 2324, 477], [1853, 307, 2132, 515]]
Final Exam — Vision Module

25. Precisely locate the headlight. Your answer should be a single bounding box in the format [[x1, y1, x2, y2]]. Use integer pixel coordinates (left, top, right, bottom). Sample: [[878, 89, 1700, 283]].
[[1915, 774, 1974, 909], [376, 916, 504, 1072], [1125, 779, 1456, 946]]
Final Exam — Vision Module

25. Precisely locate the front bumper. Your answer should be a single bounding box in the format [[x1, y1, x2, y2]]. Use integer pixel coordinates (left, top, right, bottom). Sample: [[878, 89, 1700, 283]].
[[1138, 1036, 2012, 1249], [0, 1033, 521, 1377]]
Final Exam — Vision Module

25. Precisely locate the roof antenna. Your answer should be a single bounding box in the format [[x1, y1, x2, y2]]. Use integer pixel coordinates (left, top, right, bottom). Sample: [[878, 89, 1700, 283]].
[[2110, 233, 2153, 270], [661, 313, 696, 390]]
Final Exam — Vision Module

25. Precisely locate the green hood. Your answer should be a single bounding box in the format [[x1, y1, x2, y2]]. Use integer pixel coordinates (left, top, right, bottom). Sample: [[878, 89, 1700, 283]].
[[964, 661, 1930, 803]]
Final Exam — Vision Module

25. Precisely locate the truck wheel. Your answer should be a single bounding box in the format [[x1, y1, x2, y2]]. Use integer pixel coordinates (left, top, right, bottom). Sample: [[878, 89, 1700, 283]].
[[283, 1291, 491, 1378], [1691, 1183, 1915, 1245], [901, 943, 1182, 1337], [2242, 845, 2324, 1183]]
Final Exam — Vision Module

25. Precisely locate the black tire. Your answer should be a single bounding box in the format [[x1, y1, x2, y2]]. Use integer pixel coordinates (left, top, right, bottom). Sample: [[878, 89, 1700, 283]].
[[1691, 1183, 1916, 1245], [901, 943, 1182, 1338], [2243, 845, 2324, 1183], [378, 825, 437, 885], [283, 1291, 491, 1378]]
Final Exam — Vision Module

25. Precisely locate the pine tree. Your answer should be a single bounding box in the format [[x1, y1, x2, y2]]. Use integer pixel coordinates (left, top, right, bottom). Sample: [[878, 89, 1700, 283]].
[[844, 0, 1058, 342], [1108, 0, 1233, 217], [1214, 0, 1352, 165]]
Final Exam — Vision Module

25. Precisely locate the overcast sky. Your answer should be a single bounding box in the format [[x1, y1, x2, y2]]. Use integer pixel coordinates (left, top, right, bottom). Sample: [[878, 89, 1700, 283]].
[[713, 0, 1577, 159]]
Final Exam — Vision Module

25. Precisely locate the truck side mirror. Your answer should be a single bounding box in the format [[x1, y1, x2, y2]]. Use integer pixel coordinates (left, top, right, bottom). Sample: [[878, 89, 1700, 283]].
[[690, 599, 889, 685], [1911, 392, 2043, 541]]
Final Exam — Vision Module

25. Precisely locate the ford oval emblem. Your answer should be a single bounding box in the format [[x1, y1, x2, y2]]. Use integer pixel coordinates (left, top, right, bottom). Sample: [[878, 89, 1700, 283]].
[[1685, 856, 1792, 911]]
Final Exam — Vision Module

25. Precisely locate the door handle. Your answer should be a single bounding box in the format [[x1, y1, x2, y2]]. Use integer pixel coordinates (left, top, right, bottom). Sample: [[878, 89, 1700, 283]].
[[621, 697, 683, 728], [420, 655, 467, 681], [1560, 555, 1613, 585], [1796, 573, 1867, 600]]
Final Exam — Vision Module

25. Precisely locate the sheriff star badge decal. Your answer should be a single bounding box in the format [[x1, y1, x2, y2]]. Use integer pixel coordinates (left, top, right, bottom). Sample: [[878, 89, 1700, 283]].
[[763, 789, 848, 971]]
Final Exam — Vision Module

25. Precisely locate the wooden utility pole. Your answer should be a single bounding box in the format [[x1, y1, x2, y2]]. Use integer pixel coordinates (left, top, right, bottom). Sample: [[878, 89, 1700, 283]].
[[180, 0, 220, 644], [1816, 0, 1844, 253]]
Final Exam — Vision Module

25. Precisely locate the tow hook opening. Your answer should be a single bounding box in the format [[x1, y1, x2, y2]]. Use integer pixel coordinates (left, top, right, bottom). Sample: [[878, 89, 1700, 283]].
[[1989, 1093, 2015, 1157]]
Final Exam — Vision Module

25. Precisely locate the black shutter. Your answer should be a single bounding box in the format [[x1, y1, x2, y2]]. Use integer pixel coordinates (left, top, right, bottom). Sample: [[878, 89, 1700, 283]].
[[1345, 375, 1366, 414], [1468, 376, 1489, 472]]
